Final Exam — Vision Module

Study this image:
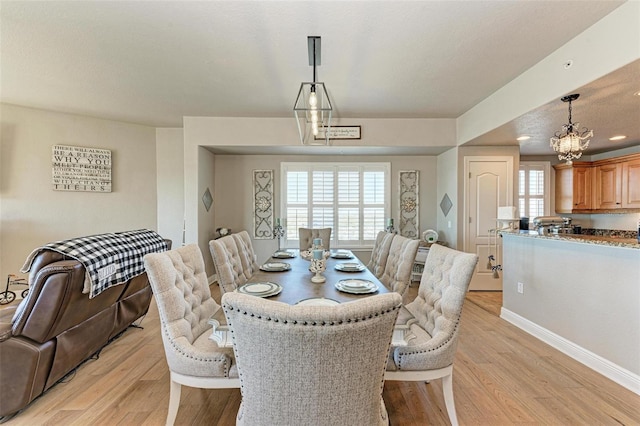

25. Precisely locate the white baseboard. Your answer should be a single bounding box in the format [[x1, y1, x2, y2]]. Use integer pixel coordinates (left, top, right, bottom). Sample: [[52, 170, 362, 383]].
[[500, 307, 640, 396], [208, 274, 218, 285]]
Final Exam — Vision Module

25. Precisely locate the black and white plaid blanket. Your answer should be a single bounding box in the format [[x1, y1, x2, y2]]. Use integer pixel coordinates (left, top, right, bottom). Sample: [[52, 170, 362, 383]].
[[21, 229, 168, 298]]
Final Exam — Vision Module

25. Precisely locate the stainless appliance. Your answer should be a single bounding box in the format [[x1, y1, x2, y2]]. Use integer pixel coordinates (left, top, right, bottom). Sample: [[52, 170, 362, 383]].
[[532, 216, 574, 235]]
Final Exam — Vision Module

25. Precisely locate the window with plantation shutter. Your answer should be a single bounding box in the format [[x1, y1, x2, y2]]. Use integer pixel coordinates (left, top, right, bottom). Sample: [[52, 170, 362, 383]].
[[281, 163, 390, 248], [518, 162, 550, 223]]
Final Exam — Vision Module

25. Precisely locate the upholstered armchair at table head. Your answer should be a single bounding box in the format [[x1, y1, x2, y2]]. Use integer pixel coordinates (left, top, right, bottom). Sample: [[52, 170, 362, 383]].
[[378, 234, 419, 299], [222, 291, 402, 426], [143, 244, 239, 425], [298, 227, 332, 251], [385, 243, 478, 426], [209, 233, 256, 295]]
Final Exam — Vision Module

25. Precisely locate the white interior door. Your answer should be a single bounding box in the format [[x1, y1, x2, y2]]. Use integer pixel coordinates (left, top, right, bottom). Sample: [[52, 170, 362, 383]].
[[464, 157, 513, 291]]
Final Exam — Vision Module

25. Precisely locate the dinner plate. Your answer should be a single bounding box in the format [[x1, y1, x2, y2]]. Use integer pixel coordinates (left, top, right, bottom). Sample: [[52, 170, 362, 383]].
[[259, 262, 292, 272], [296, 297, 340, 307], [335, 279, 378, 294], [238, 282, 283, 298], [331, 250, 353, 259], [334, 262, 366, 272], [272, 250, 296, 259]]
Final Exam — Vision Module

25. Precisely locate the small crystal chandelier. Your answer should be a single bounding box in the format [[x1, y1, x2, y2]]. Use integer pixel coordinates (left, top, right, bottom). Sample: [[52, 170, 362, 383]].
[[550, 94, 593, 165], [294, 36, 332, 145]]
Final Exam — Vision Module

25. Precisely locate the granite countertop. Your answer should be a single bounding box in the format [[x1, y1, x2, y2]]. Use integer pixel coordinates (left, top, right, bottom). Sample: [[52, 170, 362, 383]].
[[501, 230, 640, 250]]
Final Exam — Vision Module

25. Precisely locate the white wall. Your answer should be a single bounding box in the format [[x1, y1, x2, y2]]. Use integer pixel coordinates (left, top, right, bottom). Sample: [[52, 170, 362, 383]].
[[156, 128, 185, 248], [0, 104, 158, 282], [436, 147, 458, 248], [198, 147, 217, 274], [212, 154, 438, 266]]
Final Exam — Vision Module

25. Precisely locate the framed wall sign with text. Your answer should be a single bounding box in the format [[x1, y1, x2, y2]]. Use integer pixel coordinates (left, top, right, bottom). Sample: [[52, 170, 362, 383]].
[[315, 126, 361, 140]]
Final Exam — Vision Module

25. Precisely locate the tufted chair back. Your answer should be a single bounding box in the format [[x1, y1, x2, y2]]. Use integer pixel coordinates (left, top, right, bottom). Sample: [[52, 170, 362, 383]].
[[298, 227, 332, 251], [367, 231, 395, 278], [392, 244, 477, 371], [222, 291, 402, 426], [378, 235, 419, 297], [143, 244, 235, 377], [143, 244, 239, 424], [232, 230, 260, 277], [209, 234, 254, 294]]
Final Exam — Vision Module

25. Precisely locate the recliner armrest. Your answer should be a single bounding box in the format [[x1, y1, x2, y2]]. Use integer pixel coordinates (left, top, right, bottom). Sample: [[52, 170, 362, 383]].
[[0, 306, 17, 341]]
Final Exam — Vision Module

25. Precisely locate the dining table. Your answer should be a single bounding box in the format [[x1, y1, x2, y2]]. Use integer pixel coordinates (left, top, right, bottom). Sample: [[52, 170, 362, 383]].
[[244, 249, 391, 305], [209, 249, 402, 347]]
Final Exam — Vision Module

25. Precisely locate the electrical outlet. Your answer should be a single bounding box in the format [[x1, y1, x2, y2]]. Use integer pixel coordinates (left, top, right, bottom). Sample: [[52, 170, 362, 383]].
[[448, 221, 452, 228], [517, 282, 524, 294]]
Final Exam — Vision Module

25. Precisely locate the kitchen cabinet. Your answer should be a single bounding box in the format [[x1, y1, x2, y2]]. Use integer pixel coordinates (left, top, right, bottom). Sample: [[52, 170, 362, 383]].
[[595, 163, 622, 209], [554, 153, 640, 213], [554, 163, 593, 213], [622, 157, 640, 208]]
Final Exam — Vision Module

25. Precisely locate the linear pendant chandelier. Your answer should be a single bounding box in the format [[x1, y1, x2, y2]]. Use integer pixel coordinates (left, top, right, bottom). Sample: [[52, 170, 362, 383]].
[[294, 36, 332, 145]]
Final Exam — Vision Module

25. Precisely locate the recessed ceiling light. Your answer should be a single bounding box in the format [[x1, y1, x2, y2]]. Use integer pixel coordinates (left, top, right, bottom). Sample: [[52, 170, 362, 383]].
[[609, 135, 627, 141], [635, 91, 640, 96], [516, 136, 531, 141]]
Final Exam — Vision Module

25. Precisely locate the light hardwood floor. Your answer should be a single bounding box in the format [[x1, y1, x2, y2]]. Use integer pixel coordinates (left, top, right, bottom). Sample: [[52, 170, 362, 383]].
[[3, 288, 639, 425]]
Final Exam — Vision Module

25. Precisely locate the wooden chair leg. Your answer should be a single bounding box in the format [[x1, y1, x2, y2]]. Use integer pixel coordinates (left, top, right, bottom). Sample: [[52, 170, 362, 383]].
[[442, 373, 459, 426], [166, 379, 181, 426]]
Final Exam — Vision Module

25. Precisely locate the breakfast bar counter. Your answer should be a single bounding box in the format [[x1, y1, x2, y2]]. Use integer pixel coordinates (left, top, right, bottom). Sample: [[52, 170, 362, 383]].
[[500, 231, 640, 393]]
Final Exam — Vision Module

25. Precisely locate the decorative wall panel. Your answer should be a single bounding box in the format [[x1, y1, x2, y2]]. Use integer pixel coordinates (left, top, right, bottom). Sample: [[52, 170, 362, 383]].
[[253, 170, 274, 239], [399, 170, 419, 238]]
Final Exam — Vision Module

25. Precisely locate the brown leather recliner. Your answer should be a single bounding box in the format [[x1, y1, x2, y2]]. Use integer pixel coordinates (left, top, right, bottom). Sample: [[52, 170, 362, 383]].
[[0, 240, 170, 418]]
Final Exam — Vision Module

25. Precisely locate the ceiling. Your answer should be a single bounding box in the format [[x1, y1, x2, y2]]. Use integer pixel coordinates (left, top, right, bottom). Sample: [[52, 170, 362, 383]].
[[1, 1, 638, 156]]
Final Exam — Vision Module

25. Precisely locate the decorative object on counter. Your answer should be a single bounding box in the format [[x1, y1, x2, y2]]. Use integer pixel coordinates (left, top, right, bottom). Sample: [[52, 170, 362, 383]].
[[399, 170, 419, 238], [550, 93, 592, 165], [253, 169, 274, 239], [273, 217, 285, 250], [497, 206, 519, 230], [309, 257, 326, 283], [386, 218, 396, 234], [294, 36, 332, 146], [216, 227, 231, 238], [422, 229, 438, 245]]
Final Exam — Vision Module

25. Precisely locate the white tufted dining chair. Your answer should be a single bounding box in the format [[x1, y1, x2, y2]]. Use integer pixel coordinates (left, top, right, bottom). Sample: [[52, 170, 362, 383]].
[[385, 244, 478, 426], [222, 291, 402, 426], [378, 234, 420, 300], [209, 233, 257, 295], [367, 231, 396, 278], [232, 230, 260, 277], [298, 227, 332, 251], [143, 244, 240, 426]]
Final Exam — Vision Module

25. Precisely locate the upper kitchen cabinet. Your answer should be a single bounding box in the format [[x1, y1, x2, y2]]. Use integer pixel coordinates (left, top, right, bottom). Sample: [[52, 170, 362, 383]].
[[554, 163, 593, 213], [621, 156, 640, 208], [554, 153, 640, 213]]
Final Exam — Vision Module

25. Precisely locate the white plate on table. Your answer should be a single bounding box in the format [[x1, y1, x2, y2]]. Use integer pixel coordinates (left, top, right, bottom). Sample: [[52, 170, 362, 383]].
[[331, 250, 353, 259], [335, 279, 378, 294], [238, 282, 282, 298], [335, 262, 366, 272], [296, 297, 340, 307], [272, 250, 296, 259], [260, 262, 292, 272]]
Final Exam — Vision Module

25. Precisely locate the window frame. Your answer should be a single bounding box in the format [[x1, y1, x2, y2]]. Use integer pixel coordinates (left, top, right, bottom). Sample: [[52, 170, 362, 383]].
[[280, 162, 391, 249], [518, 161, 551, 220]]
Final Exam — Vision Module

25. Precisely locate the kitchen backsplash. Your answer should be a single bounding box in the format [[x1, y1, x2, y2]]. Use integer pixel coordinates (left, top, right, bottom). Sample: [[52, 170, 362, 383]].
[[581, 228, 638, 238]]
